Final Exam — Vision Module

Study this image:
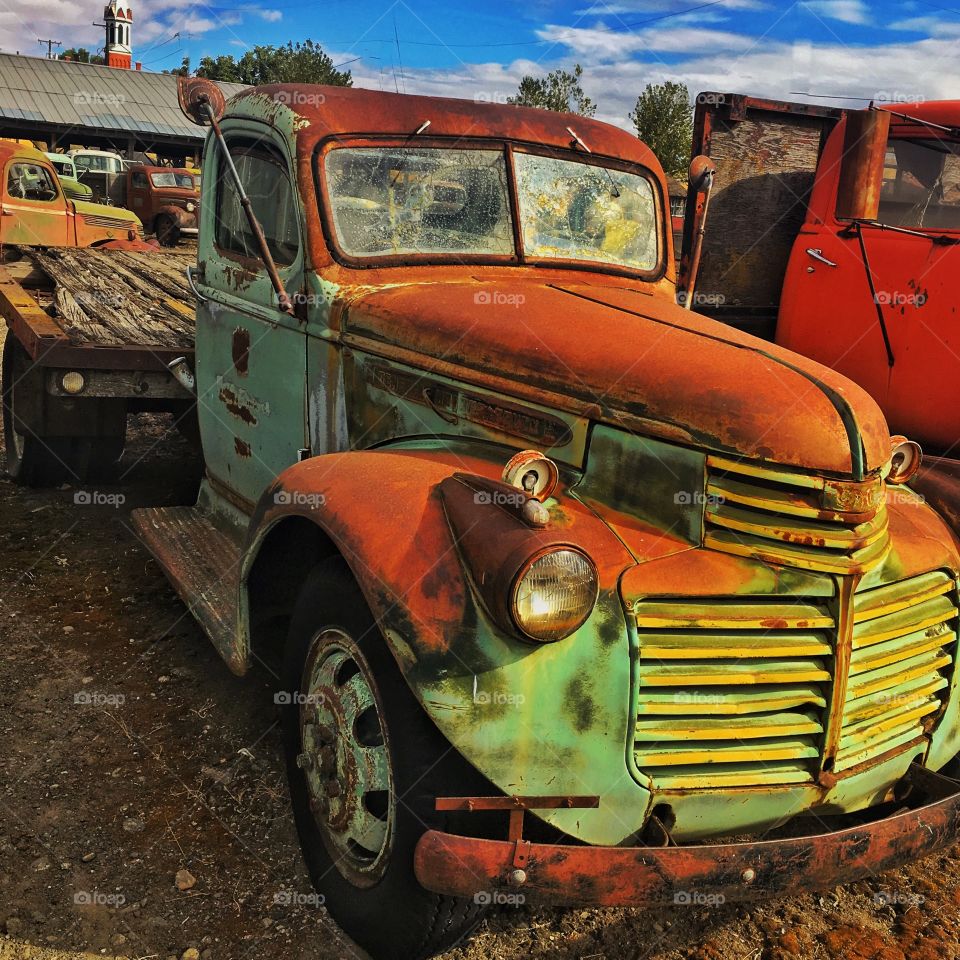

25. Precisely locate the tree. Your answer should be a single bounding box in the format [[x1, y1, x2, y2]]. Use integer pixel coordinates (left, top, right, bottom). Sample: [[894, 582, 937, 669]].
[[196, 41, 352, 87], [629, 81, 693, 178], [164, 57, 191, 77], [61, 47, 104, 65], [507, 64, 595, 117]]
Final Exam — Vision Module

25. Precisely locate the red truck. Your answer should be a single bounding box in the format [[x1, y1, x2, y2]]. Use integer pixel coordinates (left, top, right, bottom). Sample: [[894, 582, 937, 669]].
[[680, 94, 960, 457]]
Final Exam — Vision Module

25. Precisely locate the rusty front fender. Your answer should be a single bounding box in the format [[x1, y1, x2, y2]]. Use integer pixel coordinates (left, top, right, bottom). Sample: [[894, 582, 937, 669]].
[[240, 446, 653, 845]]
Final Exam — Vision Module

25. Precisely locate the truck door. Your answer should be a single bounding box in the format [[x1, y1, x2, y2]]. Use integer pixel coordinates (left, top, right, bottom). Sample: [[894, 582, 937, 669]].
[[194, 128, 307, 508], [1, 159, 68, 246], [128, 169, 150, 224], [777, 133, 960, 450]]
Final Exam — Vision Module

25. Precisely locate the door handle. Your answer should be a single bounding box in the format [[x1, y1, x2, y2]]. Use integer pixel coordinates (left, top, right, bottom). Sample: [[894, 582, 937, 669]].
[[0, 207, 14, 216], [806, 248, 837, 267]]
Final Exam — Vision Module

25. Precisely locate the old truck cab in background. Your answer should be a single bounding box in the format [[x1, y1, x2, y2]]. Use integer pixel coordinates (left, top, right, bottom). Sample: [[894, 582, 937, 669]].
[[132, 80, 960, 960]]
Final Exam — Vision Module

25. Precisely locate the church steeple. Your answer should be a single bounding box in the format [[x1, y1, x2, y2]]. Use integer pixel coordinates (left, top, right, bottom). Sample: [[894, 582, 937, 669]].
[[104, 0, 132, 69]]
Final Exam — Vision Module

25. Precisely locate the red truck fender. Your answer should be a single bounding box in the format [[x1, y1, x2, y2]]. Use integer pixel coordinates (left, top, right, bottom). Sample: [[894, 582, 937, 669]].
[[236, 445, 634, 676]]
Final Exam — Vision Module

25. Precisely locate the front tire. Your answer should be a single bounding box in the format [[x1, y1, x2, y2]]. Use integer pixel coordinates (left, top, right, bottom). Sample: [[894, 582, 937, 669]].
[[281, 557, 486, 960], [153, 213, 180, 247]]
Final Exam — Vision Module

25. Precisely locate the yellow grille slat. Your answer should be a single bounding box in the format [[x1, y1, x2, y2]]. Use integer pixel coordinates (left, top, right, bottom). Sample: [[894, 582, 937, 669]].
[[853, 595, 957, 649], [635, 710, 823, 741], [635, 737, 820, 767], [634, 602, 834, 630], [639, 629, 832, 660], [854, 570, 954, 622], [638, 685, 827, 715]]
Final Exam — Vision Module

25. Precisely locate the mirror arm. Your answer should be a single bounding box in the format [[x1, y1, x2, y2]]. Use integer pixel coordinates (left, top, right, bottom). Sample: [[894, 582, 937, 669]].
[[199, 95, 296, 316]]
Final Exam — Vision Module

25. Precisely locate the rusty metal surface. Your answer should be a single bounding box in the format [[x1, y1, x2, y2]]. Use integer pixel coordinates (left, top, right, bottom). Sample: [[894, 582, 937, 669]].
[[339, 277, 890, 477], [836, 110, 891, 221], [414, 765, 960, 907]]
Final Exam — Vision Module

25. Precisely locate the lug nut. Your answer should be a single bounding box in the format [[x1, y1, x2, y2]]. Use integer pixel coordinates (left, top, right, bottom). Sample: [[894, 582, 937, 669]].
[[325, 779, 341, 798], [741, 868, 756, 884], [296, 752, 313, 771], [319, 746, 336, 774], [508, 869, 527, 887]]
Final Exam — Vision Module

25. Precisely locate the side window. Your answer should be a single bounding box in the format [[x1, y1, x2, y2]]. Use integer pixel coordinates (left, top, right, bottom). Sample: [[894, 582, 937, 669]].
[[215, 139, 299, 266], [879, 137, 960, 230], [7, 163, 58, 202], [131, 171, 148, 189]]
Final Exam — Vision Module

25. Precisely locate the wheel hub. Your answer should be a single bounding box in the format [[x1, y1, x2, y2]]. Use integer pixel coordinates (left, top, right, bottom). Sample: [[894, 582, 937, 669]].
[[299, 630, 394, 886]]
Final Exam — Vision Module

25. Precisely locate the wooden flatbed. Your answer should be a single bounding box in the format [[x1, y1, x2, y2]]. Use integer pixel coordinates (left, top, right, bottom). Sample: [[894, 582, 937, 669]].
[[0, 245, 199, 486], [0, 245, 196, 370]]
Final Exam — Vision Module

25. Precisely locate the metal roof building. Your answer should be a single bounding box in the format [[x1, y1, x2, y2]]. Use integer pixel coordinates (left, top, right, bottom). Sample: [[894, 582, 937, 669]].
[[0, 52, 246, 162]]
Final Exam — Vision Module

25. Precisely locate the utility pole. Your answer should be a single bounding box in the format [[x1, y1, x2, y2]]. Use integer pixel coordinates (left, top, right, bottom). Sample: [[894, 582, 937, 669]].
[[37, 38, 62, 59]]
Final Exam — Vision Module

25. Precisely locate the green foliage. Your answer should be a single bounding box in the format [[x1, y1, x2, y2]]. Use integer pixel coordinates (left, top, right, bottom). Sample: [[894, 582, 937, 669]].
[[196, 41, 352, 87], [628, 81, 693, 178], [164, 57, 191, 77], [62, 48, 104, 65], [507, 64, 596, 117]]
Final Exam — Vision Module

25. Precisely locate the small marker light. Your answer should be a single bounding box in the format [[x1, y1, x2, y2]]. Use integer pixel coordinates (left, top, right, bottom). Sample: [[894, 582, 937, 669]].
[[887, 436, 922, 485], [60, 371, 86, 395]]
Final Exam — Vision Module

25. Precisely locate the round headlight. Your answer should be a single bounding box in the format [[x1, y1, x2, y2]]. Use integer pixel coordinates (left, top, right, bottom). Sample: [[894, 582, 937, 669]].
[[186, 201, 196, 213], [511, 548, 599, 642], [887, 435, 922, 485], [60, 371, 86, 395]]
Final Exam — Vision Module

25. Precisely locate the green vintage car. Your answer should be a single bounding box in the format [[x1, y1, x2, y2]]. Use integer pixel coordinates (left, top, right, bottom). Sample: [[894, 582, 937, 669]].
[[45, 152, 94, 201]]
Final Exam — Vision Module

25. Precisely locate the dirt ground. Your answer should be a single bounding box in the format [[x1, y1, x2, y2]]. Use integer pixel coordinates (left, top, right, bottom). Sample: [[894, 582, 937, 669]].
[[3, 329, 960, 960]]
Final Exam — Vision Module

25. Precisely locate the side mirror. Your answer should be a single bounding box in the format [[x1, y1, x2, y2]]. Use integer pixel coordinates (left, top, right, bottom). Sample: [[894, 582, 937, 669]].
[[177, 76, 226, 127], [677, 155, 717, 309], [836, 108, 891, 221]]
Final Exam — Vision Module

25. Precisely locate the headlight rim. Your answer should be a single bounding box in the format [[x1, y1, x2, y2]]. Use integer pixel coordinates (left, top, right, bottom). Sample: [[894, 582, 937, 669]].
[[509, 544, 600, 643]]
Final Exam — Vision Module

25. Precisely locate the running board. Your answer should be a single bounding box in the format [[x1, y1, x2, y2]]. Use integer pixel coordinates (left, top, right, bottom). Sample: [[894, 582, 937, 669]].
[[132, 506, 246, 674]]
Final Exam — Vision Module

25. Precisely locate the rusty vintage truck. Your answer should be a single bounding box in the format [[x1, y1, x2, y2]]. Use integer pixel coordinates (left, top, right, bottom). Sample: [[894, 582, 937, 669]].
[[115, 78, 960, 959]]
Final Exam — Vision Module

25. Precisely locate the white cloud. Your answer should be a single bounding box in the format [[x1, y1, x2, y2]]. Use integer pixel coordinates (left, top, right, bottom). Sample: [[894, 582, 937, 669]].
[[801, 1, 871, 25], [351, 26, 960, 135]]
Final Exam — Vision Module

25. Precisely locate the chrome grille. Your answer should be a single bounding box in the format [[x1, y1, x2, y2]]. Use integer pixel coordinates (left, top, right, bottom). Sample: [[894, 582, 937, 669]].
[[632, 571, 958, 790], [704, 455, 889, 575], [836, 571, 957, 771], [632, 595, 834, 788]]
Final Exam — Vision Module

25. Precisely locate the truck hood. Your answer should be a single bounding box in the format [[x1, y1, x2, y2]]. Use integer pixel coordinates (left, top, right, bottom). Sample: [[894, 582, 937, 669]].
[[71, 198, 141, 226], [340, 278, 891, 477]]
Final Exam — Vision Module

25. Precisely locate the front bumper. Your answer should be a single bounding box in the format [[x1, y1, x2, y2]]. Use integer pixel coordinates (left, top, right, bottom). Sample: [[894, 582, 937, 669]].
[[414, 765, 960, 906]]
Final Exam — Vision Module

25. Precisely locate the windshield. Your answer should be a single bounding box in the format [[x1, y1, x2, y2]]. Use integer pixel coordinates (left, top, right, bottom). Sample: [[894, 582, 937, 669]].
[[49, 158, 73, 177], [150, 171, 195, 190], [879, 137, 960, 230], [325, 147, 513, 257], [322, 144, 660, 272], [514, 152, 658, 271]]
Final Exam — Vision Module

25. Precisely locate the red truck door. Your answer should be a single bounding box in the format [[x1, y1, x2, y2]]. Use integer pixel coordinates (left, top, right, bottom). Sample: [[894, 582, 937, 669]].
[[777, 127, 960, 451], [127, 169, 151, 226], [1, 158, 69, 246]]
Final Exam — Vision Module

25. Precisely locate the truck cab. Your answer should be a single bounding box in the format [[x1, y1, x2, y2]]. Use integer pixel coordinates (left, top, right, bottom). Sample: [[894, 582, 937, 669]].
[[44, 152, 93, 201], [0, 142, 142, 247], [124, 164, 199, 245], [134, 82, 960, 960]]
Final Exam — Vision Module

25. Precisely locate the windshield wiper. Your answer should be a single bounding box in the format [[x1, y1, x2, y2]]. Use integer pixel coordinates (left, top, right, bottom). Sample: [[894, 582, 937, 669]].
[[566, 126, 621, 198], [844, 219, 960, 245], [388, 120, 432, 188]]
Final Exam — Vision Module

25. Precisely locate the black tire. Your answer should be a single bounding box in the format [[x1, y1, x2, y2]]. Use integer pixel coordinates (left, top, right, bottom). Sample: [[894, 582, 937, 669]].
[[281, 557, 487, 960], [154, 214, 180, 247], [2, 337, 125, 486]]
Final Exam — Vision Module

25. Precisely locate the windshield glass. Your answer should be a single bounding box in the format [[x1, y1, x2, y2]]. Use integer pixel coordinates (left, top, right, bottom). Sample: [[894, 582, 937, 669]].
[[49, 158, 73, 177], [150, 171, 195, 190], [879, 137, 960, 230], [325, 146, 513, 257], [322, 144, 660, 272], [515, 152, 658, 271]]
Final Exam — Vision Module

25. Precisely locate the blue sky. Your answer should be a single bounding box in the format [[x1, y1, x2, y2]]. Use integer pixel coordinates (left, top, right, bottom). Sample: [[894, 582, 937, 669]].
[[9, 1, 960, 128]]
